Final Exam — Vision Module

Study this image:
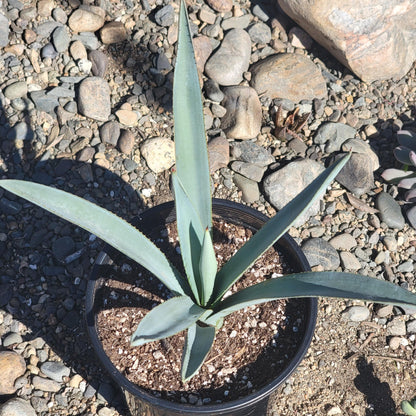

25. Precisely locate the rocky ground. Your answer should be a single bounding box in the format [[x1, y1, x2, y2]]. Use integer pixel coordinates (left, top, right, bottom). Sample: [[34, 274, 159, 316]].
[[1, 0, 416, 415]]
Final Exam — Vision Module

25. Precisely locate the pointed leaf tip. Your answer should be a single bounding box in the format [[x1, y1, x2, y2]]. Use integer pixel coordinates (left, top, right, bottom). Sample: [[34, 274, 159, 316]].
[[181, 323, 215, 381], [130, 296, 209, 347]]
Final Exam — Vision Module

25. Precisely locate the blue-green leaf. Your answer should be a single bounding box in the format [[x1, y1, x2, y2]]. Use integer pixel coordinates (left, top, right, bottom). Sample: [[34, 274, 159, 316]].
[[172, 172, 204, 304], [131, 296, 211, 346], [397, 130, 416, 151], [181, 322, 216, 382], [205, 272, 416, 324], [211, 154, 351, 304], [199, 227, 217, 305], [0, 180, 186, 295], [402, 400, 416, 416], [394, 146, 413, 165], [173, 0, 211, 230]]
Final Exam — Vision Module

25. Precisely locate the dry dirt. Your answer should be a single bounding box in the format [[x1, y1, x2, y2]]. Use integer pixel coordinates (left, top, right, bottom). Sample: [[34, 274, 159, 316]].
[[268, 297, 416, 416]]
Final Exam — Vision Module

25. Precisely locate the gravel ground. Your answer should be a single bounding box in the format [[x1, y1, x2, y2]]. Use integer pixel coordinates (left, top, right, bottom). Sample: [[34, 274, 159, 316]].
[[1, 0, 416, 415]]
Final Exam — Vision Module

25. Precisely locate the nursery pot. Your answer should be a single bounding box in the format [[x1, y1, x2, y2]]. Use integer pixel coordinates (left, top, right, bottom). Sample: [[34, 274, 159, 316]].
[[85, 199, 318, 416]]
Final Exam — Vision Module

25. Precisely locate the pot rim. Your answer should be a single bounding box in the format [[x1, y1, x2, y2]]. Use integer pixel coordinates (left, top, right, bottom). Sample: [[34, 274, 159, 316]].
[[85, 198, 318, 413]]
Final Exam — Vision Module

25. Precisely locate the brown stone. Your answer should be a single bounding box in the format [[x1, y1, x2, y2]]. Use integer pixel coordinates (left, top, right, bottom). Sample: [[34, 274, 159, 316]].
[[221, 86, 262, 140], [69, 40, 87, 60], [118, 130, 135, 154], [37, 0, 54, 17], [167, 23, 178, 45], [115, 109, 138, 127], [0, 351, 26, 395], [77, 147, 95, 162], [199, 6, 217, 25], [78, 77, 111, 121], [4, 44, 25, 56], [24, 29, 37, 44], [208, 136, 229, 173], [250, 53, 327, 102], [205, 0, 233, 13], [278, 0, 416, 82], [100, 21, 128, 44], [193, 36, 213, 75]]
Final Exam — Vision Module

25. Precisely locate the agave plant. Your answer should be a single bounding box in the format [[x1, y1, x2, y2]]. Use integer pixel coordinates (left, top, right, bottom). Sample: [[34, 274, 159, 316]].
[[1, 0, 416, 383], [382, 129, 416, 202], [402, 398, 416, 416]]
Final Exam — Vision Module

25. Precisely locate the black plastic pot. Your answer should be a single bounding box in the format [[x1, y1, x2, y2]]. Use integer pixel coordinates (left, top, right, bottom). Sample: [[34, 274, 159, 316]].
[[86, 199, 318, 416]]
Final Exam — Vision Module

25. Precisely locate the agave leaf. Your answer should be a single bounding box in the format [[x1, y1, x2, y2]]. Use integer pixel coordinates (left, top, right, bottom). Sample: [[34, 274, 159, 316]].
[[394, 146, 413, 165], [0, 180, 187, 295], [210, 154, 351, 304], [405, 188, 416, 202], [172, 172, 205, 303], [199, 227, 217, 305], [398, 175, 416, 189], [131, 295, 211, 346], [397, 130, 416, 151], [205, 272, 416, 324], [410, 150, 416, 167], [381, 168, 413, 183], [402, 401, 416, 416], [181, 322, 216, 382], [173, 0, 211, 231]]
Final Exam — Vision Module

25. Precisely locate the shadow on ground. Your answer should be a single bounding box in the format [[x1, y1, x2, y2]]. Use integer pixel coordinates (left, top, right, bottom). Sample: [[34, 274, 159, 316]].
[[354, 356, 396, 416], [0, 58, 165, 413]]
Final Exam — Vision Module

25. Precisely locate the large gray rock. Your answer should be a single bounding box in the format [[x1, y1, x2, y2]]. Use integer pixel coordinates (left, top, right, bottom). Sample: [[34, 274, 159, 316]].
[[0, 398, 36, 416], [263, 158, 325, 227], [334, 152, 374, 196], [278, 0, 416, 82], [221, 86, 262, 140], [341, 138, 380, 171], [205, 29, 251, 86], [250, 53, 327, 102]]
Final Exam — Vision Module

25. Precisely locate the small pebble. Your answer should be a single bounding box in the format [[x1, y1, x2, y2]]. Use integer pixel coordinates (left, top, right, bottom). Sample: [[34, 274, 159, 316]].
[[3, 332, 23, 347], [118, 130, 135, 154], [341, 306, 370, 322], [40, 361, 70, 382], [32, 376, 61, 392]]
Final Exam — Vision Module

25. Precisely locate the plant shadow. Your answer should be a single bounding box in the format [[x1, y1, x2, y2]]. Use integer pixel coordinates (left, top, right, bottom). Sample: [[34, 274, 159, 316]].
[[353, 356, 396, 416], [0, 29, 170, 414]]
